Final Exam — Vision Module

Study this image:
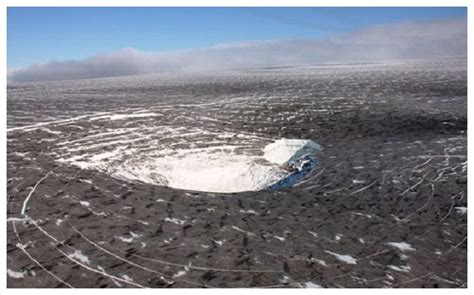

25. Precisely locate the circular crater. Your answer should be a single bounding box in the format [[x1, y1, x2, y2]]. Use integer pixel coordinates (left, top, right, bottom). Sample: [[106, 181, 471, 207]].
[[54, 124, 320, 192], [112, 139, 320, 193]]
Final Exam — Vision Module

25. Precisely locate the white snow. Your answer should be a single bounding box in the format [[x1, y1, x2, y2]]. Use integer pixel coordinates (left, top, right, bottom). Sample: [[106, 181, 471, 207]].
[[353, 212, 372, 219], [138, 220, 149, 225], [117, 231, 141, 243], [310, 257, 327, 266], [165, 217, 186, 225], [117, 236, 133, 243], [173, 267, 189, 278], [239, 209, 258, 215], [90, 113, 160, 121], [79, 201, 90, 207], [324, 250, 357, 265], [455, 207, 467, 214], [231, 225, 255, 236], [121, 274, 133, 282], [308, 231, 318, 238], [14, 152, 29, 157], [112, 147, 283, 193], [7, 269, 25, 279], [388, 265, 411, 273], [68, 250, 90, 264], [54, 129, 320, 193], [280, 276, 290, 284], [263, 138, 320, 164], [387, 242, 415, 252], [212, 239, 224, 246]]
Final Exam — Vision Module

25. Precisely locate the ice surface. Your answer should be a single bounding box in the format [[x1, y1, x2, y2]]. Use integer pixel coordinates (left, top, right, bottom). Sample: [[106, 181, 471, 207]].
[[263, 138, 320, 165], [114, 149, 284, 193]]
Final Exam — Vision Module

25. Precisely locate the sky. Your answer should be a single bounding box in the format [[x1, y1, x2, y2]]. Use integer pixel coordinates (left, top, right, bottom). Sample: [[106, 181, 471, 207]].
[[7, 7, 467, 82]]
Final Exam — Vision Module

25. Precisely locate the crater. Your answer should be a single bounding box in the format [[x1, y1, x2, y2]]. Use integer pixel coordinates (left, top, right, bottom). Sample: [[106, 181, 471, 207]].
[[57, 132, 321, 193]]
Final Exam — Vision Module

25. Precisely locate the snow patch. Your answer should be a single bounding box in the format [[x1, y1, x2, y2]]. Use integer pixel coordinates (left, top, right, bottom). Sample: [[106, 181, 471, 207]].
[[273, 235, 285, 242], [324, 250, 357, 264], [308, 231, 318, 238], [7, 269, 25, 279], [239, 209, 258, 215], [165, 217, 186, 225], [121, 274, 133, 282], [212, 239, 224, 246], [388, 265, 411, 273], [387, 242, 415, 252], [455, 207, 467, 214], [117, 231, 141, 243], [310, 257, 327, 266], [231, 225, 255, 236], [79, 201, 90, 207], [173, 266, 189, 278], [68, 250, 90, 264]]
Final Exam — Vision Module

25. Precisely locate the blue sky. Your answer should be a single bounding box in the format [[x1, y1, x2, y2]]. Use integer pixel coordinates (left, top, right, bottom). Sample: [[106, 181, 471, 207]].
[[8, 7, 467, 67]]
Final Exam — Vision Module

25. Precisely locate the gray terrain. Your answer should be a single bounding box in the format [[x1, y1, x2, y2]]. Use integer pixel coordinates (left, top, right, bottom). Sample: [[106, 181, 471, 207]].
[[7, 58, 467, 288]]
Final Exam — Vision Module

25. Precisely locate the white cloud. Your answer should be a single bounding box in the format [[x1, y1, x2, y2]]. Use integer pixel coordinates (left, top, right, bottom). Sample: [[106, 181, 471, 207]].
[[8, 18, 466, 82]]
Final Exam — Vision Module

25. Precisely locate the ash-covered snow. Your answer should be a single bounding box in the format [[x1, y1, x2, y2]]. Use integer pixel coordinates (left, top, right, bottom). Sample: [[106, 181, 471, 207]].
[[7, 59, 467, 288]]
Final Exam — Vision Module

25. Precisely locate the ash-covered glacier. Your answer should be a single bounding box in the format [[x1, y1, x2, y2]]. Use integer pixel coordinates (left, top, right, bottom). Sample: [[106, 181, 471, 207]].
[[7, 58, 467, 288]]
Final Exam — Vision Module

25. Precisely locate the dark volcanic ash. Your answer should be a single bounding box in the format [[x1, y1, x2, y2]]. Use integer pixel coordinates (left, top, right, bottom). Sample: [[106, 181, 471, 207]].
[[7, 58, 467, 288]]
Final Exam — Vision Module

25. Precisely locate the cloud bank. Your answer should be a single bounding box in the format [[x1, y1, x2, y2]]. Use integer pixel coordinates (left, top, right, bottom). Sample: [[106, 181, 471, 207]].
[[8, 18, 466, 82]]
